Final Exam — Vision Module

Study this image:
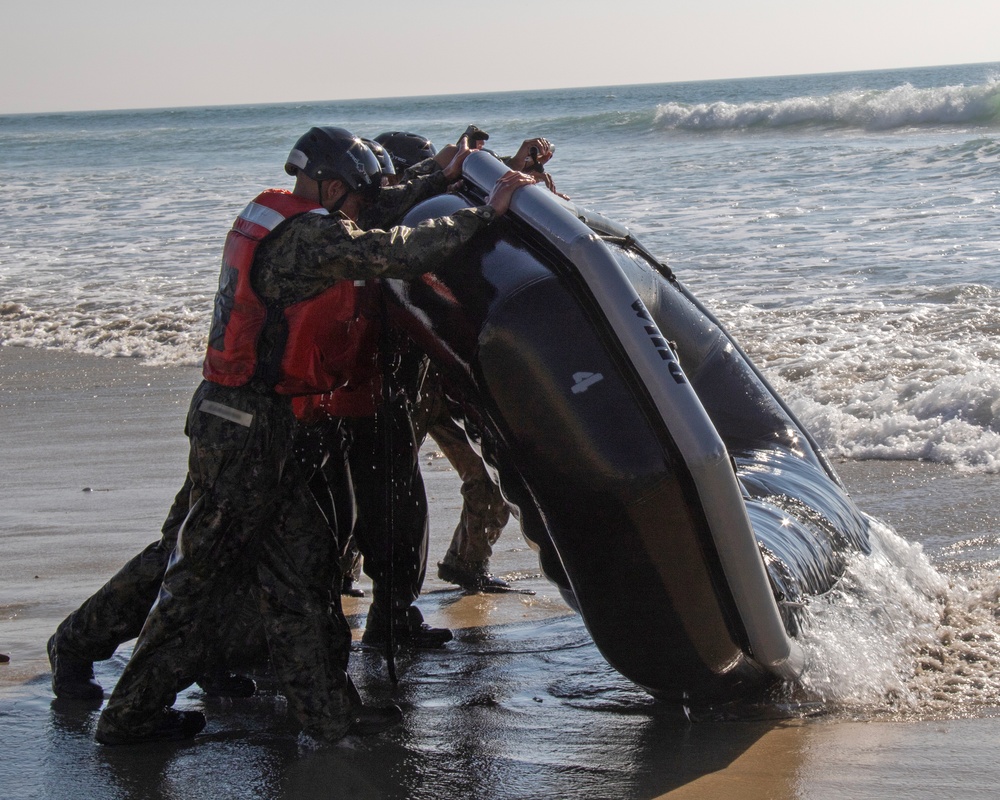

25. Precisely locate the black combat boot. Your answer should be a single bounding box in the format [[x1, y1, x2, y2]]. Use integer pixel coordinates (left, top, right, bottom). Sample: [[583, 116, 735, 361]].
[[361, 604, 452, 649], [48, 634, 104, 700], [437, 561, 511, 593], [95, 708, 206, 746]]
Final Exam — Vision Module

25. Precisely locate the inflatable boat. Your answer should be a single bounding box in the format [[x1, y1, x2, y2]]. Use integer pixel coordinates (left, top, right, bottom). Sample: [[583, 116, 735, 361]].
[[388, 151, 872, 703]]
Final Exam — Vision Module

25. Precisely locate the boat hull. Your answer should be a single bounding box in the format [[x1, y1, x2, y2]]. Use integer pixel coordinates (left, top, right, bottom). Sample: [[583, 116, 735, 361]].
[[388, 154, 870, 701]]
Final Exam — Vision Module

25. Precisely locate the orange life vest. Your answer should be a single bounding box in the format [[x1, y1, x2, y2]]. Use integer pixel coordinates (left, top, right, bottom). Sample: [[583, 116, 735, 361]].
[[202, 189, 375, 395]]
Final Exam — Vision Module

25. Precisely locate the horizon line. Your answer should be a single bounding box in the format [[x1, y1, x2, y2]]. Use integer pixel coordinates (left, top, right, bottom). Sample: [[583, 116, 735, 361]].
[[3, 60, 998, 118]]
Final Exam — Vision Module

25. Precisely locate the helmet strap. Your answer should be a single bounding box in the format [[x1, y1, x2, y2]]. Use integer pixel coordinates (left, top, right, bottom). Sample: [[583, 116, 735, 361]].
[[328, 190, 349, 215], [317, 179, 350, 215]]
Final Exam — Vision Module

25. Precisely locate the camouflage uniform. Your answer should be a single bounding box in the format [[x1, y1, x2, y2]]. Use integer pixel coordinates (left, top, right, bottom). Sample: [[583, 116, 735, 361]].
[[51, 163, 455, 688], [410, 367, 510, 574], [96, 176, 498, 742], [52, 453, 325, 689]]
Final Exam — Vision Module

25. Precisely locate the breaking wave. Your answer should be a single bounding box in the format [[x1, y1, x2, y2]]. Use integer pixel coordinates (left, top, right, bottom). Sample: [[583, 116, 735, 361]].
[[654, 80, 1000, 131], [0, 301, 206, 366]]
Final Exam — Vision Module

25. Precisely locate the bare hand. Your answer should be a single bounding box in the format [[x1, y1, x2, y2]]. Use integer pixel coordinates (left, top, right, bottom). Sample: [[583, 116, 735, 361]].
[[442, 137, 472, 182], [434, 144, 458, 169], [486, 170, 535, 216], [511, 137, 554, 171]]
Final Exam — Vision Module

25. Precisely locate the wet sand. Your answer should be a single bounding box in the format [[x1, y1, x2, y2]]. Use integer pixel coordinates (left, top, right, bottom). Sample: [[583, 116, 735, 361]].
[[3, 345, 1000, 799]]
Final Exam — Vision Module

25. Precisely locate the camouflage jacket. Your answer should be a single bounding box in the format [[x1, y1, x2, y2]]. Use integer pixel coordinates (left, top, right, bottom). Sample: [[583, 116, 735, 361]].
[[360, 161, 447, 229], [251, 168, 494, 308], [247, 166, 496, 372]]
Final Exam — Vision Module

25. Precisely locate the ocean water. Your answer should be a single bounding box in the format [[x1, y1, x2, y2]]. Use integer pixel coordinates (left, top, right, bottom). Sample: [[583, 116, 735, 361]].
[[4, 62, 1000, 726], [3, 62, 1000, 472]]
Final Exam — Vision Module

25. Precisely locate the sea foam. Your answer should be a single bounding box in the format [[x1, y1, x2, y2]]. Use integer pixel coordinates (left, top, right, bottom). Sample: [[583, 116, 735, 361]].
[[797, 519, 1000, 718], [716, 294, 1000, 474]]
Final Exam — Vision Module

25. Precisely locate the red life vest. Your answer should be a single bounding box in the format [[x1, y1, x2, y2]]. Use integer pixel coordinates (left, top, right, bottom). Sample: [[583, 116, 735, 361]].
[[202, 189, 375, 396], [292, 292, 383, 422]]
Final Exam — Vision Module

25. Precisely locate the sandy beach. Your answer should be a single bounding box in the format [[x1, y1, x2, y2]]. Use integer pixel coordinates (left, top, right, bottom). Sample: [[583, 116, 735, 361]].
[[3, 344, 1000, 800]]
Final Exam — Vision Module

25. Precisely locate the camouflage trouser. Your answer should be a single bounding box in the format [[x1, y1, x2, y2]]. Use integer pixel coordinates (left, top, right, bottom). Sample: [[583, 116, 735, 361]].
[[54, 481, 320, 678], [427, 413, 509, 570], [410, 368, 509, 571], [98, 381, 354, 742]]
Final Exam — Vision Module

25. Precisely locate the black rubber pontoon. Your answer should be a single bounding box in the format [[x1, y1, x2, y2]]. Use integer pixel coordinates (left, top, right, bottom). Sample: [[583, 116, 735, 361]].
[[388, 152, 871, 702]]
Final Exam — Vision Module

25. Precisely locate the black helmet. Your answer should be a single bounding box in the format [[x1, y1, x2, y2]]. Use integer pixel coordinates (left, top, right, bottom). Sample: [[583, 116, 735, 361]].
[[361, 138, 396, 178], [373, 131, 437, 173], [285, 126, 382, 199]]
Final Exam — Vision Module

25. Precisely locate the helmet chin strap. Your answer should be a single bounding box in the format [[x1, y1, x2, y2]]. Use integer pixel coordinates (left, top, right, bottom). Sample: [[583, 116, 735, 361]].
[[328, 191, 350, 215], [320, 179, 351, 215]]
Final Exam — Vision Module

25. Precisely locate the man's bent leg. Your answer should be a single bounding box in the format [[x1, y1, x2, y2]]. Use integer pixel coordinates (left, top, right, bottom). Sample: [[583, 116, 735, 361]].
[[429, 414, 511, 592], [96, 383, 288, 744], [351, 409, 450, 648], [49, 478, 192, 699], [256, 470, 358, 740]]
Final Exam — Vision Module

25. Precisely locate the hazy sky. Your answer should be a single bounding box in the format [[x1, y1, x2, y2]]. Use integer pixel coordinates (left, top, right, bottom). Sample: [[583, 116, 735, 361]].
[[3, 0, 997, 114]]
